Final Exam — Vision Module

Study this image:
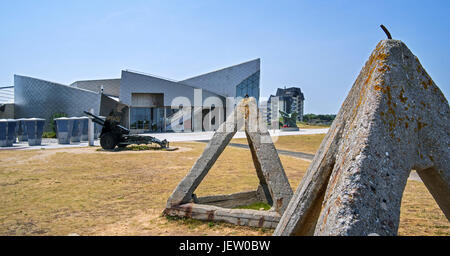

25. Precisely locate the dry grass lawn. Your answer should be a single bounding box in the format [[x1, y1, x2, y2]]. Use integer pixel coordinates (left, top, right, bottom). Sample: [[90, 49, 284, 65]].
[[297, 123, 330, 129], [0, 134, 448, 236], [0, 143, 308, 236], [232, 134, 326, 155], [399, 180, 449, 236]]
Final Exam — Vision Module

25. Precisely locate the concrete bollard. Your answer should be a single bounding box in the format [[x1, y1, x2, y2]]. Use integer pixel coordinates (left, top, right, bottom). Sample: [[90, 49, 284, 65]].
[[88, 109, 95, 146], [80, 117, 89, 141], [7, 120, 17, 146], [0, 119, 17, 147], [94, 116, 105, 139], [55, 117, 74, 144], [17, 118, 28, 142], [23, 118, 45, 146], [70, 117, 82, 143], [0, 119, 7, 147]]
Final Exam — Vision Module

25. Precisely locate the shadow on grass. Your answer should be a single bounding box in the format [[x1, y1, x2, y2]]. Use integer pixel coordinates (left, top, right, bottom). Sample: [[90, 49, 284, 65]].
[[233, 202, 271, 211]]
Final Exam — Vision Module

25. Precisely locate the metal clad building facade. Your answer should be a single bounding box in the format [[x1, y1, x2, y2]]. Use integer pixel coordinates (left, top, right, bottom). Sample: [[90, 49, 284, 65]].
[[14, 75, 101, 130], [180, 59, 260, 98], [10, 59, 261, 132]]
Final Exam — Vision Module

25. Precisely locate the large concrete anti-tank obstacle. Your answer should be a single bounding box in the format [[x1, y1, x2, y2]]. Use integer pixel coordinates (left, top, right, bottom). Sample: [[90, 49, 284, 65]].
[[164, 97, 293, 228], [274, 39, 449, 236]]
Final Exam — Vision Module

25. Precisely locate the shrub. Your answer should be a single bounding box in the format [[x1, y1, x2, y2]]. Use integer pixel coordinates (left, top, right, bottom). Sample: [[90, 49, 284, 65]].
[[50, 112, 68, 133], [42, 131, 57, 138]]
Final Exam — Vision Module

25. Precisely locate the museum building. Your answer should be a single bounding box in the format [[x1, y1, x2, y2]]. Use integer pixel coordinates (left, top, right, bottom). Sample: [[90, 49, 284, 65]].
[[1, 59, 260, 132]]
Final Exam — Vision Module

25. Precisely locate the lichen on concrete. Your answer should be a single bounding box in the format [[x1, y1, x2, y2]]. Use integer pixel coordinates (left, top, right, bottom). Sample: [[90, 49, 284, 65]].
[[274, 40, 450, 236]]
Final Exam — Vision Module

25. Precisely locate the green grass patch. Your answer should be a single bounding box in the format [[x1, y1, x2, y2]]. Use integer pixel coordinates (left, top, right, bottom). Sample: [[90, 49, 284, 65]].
[[124, 145, 161, 151], [95, 144, 171, 151], [234, 202, 271, 211], [42, 132, 57, 138]]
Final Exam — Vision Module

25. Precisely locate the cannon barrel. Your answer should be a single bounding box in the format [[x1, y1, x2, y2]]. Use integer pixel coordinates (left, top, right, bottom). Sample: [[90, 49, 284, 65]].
[[116, 124, 130, 134], [83, 111, 105, 126], [84, 110, 130, 135]]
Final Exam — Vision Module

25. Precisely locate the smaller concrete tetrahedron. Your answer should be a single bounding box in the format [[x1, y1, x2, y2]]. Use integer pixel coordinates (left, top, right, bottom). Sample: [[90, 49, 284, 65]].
[[274, 40, 449, 236], [164, 97, 293, 228]]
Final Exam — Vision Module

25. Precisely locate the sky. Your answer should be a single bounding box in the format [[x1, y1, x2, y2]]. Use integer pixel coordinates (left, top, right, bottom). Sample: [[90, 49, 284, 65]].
[[0, 0, 449, 114]]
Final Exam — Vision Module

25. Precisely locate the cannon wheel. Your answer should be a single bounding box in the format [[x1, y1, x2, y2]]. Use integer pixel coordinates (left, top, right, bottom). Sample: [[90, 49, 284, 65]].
[[100, 132, 118, 150]]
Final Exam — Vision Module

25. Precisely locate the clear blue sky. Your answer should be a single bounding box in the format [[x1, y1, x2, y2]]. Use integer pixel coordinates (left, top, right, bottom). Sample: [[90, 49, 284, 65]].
[[0, 0, 448, 114]]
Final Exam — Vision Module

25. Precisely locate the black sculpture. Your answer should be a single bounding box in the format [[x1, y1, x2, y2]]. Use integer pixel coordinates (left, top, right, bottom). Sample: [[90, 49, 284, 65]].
[[279, 110, 298, 128]]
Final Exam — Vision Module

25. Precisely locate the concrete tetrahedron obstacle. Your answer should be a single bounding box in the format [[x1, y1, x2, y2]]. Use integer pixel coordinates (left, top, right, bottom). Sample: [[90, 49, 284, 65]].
[[164, 97, 293, 228], [274, 40, 449, 236]]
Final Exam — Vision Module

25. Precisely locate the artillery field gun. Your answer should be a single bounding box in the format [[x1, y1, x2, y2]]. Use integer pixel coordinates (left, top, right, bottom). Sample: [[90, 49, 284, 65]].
[[84, 111, 169, 150]]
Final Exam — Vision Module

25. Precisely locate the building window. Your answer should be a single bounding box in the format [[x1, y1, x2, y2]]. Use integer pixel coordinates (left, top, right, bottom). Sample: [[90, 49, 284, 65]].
[[130, 108, 151, 130], [236, 71, 260, 99]]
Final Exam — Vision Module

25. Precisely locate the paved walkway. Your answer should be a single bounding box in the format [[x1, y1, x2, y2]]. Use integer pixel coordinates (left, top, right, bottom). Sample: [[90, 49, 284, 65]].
[[196, 140, 315, 161], [0, 129, 329, 151], [210, 141, 421, 182], [0, 139, 100, 151], [0, 128, 421, 182], [146, 128, 329, 143]]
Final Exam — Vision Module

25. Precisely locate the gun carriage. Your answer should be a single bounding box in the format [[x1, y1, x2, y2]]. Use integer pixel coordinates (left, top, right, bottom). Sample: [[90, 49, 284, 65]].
[[84, 111, 169, 150]]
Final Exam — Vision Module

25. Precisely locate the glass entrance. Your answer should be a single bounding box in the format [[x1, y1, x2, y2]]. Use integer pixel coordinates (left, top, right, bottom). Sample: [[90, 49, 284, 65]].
[[130, 108, 151, 130], [130, 107, 165, 132]]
